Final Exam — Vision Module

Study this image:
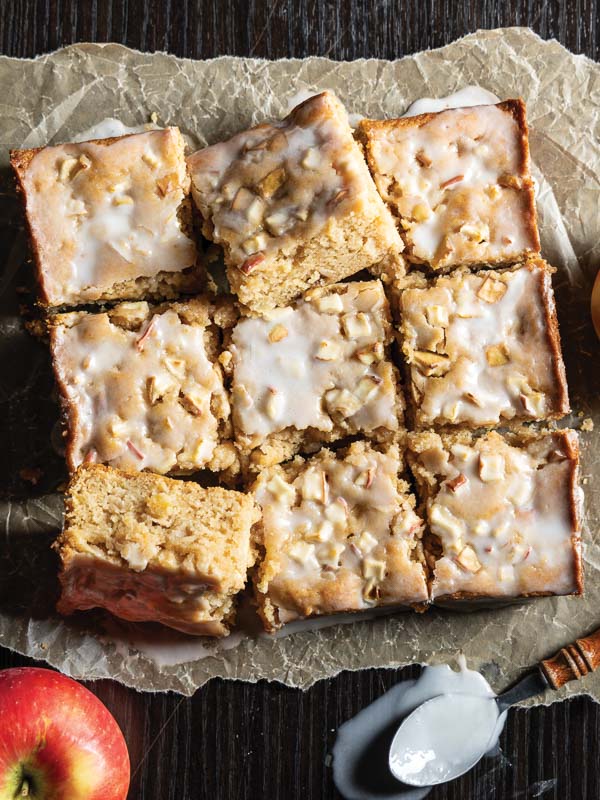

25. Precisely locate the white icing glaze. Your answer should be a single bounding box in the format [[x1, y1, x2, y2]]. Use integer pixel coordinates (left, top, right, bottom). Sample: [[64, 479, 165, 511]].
[[254, 443, 428, 625], [51, 304, 225, 473], [333, 657, 506, 799], [230, 282, 399, 445], [71, 118, 160, 143], [365, 103, 538, 268], [22, 128, 196, 305], [401, 86, 501, 117], [401, 264, 565, 427], [416, 432, 580, 599]]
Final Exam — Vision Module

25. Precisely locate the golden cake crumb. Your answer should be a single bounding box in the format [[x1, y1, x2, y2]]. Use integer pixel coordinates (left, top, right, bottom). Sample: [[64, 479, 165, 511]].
[[55, 464, 260, 636]]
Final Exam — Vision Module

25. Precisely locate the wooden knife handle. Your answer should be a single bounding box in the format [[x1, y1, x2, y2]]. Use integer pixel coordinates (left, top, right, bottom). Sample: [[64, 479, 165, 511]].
[[540, 627, 600, 690]]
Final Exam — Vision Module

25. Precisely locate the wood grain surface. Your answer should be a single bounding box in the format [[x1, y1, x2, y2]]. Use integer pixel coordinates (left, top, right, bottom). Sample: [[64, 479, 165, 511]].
[[1, 2, 599, 799]]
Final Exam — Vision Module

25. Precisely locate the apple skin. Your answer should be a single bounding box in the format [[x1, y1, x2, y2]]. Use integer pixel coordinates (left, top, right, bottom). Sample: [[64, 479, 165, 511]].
[[0, 667, 130, 800]]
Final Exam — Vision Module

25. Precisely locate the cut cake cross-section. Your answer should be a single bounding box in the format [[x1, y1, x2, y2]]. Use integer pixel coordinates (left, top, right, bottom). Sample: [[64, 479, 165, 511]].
[[55, 465, 260, 636]]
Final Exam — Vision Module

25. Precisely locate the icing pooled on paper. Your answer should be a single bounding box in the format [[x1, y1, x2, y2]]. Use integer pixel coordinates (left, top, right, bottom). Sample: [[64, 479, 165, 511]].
[[401, 86, 501, 117]]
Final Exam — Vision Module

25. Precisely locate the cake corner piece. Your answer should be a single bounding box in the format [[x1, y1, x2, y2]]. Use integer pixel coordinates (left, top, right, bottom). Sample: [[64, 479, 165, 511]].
[[407, 427, 583, 603], [11, 126, 201, 308], [55, 464, 260, 636], [357, 98, 540, 271]]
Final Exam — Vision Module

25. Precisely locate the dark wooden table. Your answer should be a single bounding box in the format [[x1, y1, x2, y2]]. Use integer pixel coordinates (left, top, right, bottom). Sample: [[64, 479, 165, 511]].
[[1, 2, 598, 798]]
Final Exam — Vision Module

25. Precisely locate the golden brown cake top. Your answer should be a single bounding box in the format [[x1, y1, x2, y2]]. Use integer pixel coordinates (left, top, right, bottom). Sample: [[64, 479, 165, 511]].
[[12, 127, 196, 306]]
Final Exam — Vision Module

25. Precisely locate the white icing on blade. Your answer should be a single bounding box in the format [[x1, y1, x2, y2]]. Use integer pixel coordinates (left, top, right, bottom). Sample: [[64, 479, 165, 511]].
[[332, 657, 507, 799], [71, 118, 161, 142], [389, 693, 503, 786], [401, 86, 501, 117]]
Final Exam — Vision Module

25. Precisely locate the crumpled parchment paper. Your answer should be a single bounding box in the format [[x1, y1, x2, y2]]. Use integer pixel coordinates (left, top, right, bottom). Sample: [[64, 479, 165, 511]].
[[0, 27, 598, 700]]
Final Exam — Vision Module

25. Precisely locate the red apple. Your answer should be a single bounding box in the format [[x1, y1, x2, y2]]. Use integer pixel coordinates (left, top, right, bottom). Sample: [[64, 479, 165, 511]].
[[0, 667, 130, 800]]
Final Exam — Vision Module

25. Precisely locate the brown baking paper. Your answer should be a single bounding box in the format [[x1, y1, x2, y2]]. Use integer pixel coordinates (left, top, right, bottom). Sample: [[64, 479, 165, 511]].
[[0, 27, 598, 700]]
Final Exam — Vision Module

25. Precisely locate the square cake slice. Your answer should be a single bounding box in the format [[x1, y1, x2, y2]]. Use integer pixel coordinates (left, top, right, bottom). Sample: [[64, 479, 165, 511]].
[[408, 429, 583, 602], [50, 297, 237, 476], [226, 280, 404, 471], [187, 91, 402, 312], [357, 99, 540, 270], [55, 465, 260, 636], [396, 259, 569, 429], [11, 127, 200, 307], [252, 441, 428, 631]]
